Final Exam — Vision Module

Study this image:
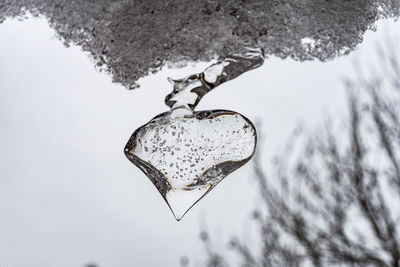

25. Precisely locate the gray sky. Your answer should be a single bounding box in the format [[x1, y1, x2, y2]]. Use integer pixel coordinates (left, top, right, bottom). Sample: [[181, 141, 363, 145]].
[[0, 15, 399, 267]]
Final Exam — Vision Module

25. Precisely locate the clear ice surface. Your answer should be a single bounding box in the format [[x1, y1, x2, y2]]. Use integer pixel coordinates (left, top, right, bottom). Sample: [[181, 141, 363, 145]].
[[165, 44, 264, 111], [124, 110, 256, 220]]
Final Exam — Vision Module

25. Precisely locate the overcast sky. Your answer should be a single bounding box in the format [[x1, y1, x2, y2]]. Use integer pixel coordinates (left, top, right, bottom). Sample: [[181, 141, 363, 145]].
[[0, 16, 399, 267]]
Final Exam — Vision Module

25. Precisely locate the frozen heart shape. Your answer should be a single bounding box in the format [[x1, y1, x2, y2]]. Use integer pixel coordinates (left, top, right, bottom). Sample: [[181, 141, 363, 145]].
[[124, 109, 257, 220]]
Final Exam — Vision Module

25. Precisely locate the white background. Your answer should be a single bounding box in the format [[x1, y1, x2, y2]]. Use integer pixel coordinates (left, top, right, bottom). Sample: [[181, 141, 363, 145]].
[[0, 16, 399, 267]]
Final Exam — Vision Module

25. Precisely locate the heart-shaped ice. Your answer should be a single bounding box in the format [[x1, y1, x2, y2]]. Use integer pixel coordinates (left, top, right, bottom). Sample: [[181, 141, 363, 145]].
[[124, 109, 256, 220]]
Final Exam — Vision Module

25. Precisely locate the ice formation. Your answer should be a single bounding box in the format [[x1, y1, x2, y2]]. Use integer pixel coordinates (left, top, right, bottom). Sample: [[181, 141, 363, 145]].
[[125, 110, 257, 220], [1, 0, 399, 88]]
